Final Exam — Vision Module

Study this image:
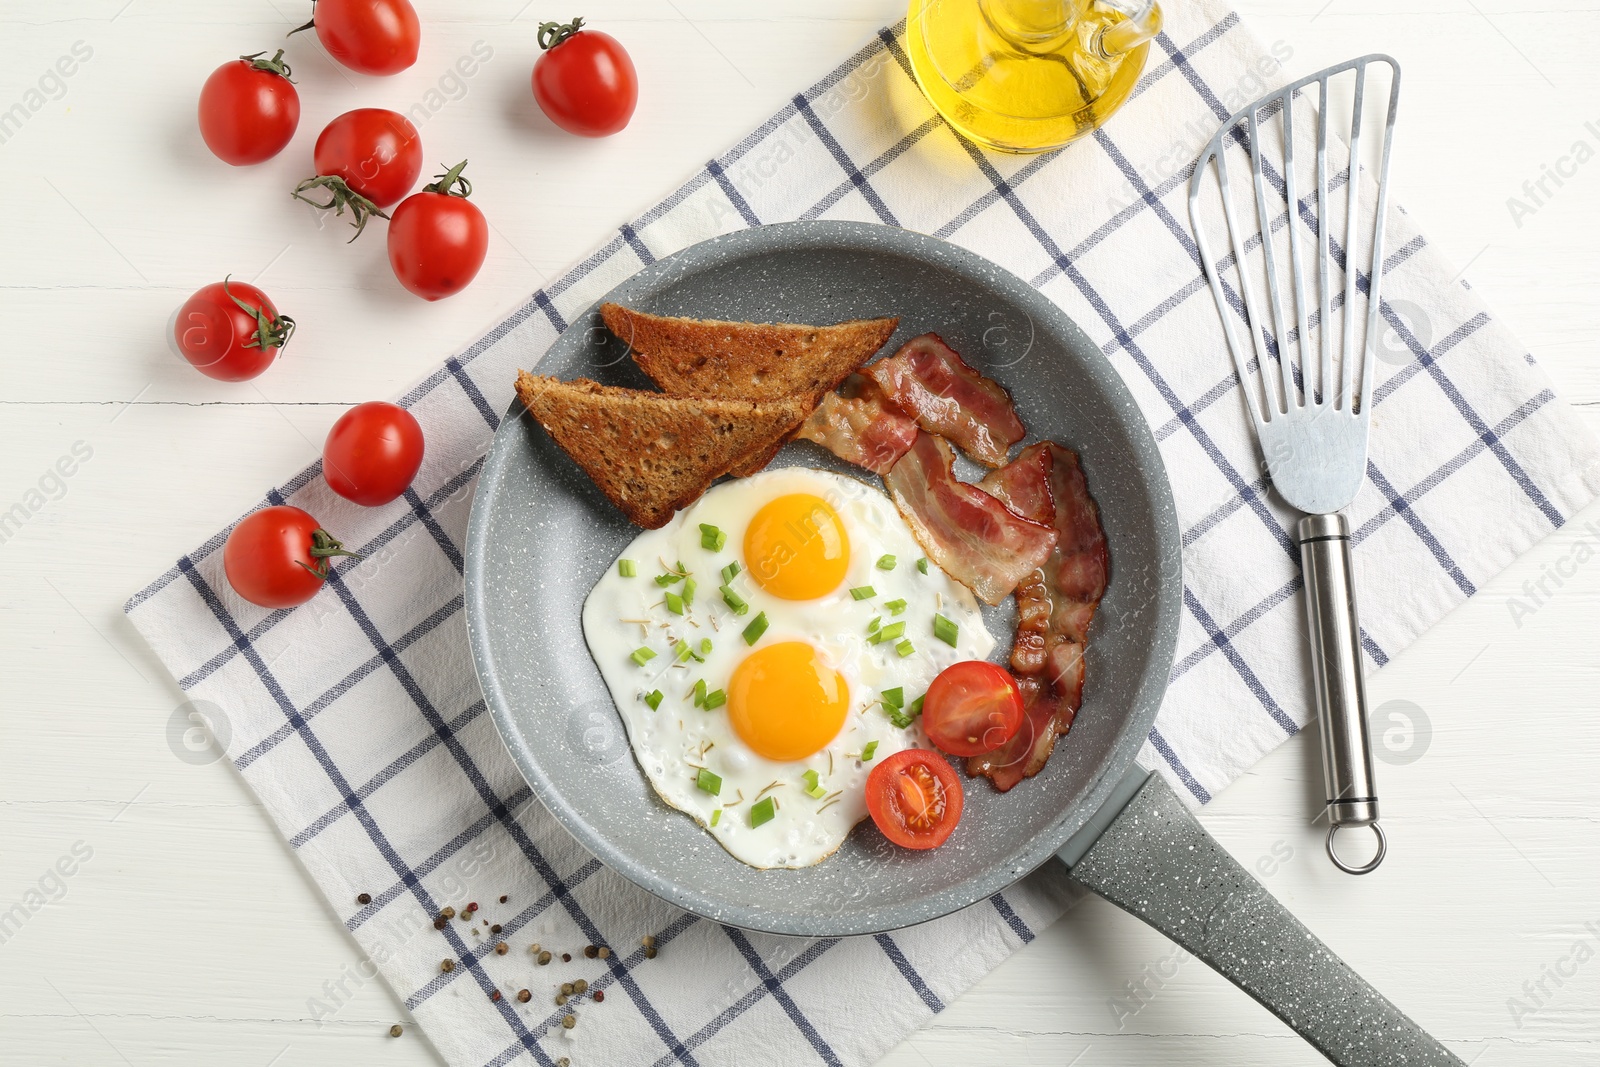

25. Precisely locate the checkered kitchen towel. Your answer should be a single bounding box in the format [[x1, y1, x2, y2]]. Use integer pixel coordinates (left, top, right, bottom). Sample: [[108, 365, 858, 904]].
[[126, 5, 1600, 1066]]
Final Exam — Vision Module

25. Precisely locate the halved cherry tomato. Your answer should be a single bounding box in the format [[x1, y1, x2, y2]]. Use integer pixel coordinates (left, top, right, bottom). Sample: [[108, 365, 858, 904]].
[[531, 17, 638, 138], [323, 401, 425, 506], [921, 660, 1024, 757], [865, 749, 964, 850], [198, 51, 300, 166], [172, 278, 295, 382], [292, 0, 420, 77], [223, 506, 361, 609], [386, 161, 489, 301], [294, 108, 423, 239]]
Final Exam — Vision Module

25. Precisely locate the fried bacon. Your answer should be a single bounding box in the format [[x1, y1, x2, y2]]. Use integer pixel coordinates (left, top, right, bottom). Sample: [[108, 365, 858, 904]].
[[865, 334, 1025, 468], [883, 433, 1057, 606], [968, 443, 1108, 791], [793, 374, 917, 475]]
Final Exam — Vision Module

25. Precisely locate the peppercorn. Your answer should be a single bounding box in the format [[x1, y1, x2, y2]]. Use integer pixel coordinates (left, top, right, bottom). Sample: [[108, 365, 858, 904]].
[[491, 924, 503, 934], [389, 1024, 403, 1037], [491, 990, 501, 1002], [538, 950, 552, 965], [357, 893, 372, 905], [433, 917, 448, 931], [561, 953, 572, 962], [644, 946, 658, 959], [561, 982, 575, 996], [499, 895, 509, 904], [598, 946, 610, 959], [441, 959, 455, 973], [517, 989, 531, 1003], [593, 989, 605, 1003], [441, 906, 456, 920], [466, 902, 479, 913], [555, 994, 568, 1006], [583, 945, 598, 959], [495, 942, 508, 956], [573, 979, 588, 995], [641, 935, 656, 948], [562, 1014, 576, 1029]]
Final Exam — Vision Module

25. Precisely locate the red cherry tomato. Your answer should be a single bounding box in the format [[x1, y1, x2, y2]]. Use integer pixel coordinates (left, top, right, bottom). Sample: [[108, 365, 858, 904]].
[[531, 18, 638, 137], [921, 661, 1024, 757], [294, 109, 423, 238], [172, 278, 296, 382], [386, 161, 489, 301], [323, 402, 426, 506], [223, 506, 360, 609], [865, 749, 965, 850], [293, 0, 420, 76], [198, 50, 300, 165]]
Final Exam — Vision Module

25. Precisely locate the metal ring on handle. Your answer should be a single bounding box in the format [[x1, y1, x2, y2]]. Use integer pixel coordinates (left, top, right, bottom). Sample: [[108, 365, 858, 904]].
[[1326, 822, 1387, 875]]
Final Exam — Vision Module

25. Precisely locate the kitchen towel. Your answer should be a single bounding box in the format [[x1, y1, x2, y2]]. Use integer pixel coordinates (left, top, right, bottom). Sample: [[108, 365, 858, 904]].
[[125, 5, 1600, 1067]]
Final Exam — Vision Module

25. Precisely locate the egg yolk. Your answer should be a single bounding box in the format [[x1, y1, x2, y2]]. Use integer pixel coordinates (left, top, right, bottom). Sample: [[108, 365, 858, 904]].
[[727, 642, 849, 762], [743, 493, 850, 600]]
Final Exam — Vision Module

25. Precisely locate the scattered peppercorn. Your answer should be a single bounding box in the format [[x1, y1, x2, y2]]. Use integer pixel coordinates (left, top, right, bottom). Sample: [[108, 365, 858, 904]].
[[433, 917, 448, 931], [593, 989, 605, 1003], [491, 924, 503, 934], [573, 979, 588, 995], [491, 990, 501, 1002], [499, 895, 508, 903], [598, 946, 611, 960], [583, 945, 598, 959], [495, 942, 508, 956], [561, 982, 575, 996], [441, 906, 456, 920], [562, 1014, 576, 1030], [357, 893, 372, 905], [466, 902, 479, 913], [555, 993, 568, 1006], [517, 989, 531, 1003], [644, 946, 658, 959], [538, 951, 552, 965], [561, 953, 572, 963], [529, 942, 541, 954], [441, 959, 455, 973], [641, 935, 656, 948], [389, 1024, 403, 1038], [557, 1059, 570, 1067]]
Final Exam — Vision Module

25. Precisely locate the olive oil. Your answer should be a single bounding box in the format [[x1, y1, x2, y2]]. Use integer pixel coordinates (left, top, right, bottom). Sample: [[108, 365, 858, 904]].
[[906, 0, 1161, 154]]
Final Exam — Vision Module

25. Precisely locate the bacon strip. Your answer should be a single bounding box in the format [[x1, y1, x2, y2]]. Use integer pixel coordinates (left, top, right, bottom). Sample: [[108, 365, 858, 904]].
[[793, 374, 917, 475], [866, 334, 1025, 468], [968, 443, 1108, 791], [883, 433, 1057, 606]]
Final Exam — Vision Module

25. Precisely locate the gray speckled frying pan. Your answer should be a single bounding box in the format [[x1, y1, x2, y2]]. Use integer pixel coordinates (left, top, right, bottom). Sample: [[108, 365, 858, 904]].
[[465, 222, 1461, 1066]]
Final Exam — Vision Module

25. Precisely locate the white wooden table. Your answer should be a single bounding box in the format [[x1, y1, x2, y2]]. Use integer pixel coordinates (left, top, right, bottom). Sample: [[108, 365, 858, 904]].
[[4, 1, 1598, 1063]]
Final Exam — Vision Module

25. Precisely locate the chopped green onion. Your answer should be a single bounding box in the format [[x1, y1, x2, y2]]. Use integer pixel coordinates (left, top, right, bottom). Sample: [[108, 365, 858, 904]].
[[644, 689, 664, 710], [696, 768, 722, 795], [884, 598, 907, 616], [682, 577, 697, 606], [721, 561, 741, 584], [655, 570, 685, 587], [917, 557, 929, 575], [749, 796, 777, 828], [876, 554, 897, 571], [702, 688, 727, 711], [720, 585, 749, 615], [802, 770, 827, 800], [886, 705, 913, 729], [700, 524, 727, 551], [630, 647, 656, 667], [870, 621, 906, 645], [664, 591, 686, 615], [699, 637, 712, 656], [674, 639, 694, 663], [619, 559, 637, 577], [861, 740, 879, 761], [933, 613, 959, 647], [742, 612, 769, 646], [909, 694, 925, 717], [881, 687, 905, 709], [802, 769, 820, 788], [895, 639, 915, 658], [867, 616, 881, 634], [711, 808, 721, 827], [849, 585, 876, 601], [692, 679, 707, 707]]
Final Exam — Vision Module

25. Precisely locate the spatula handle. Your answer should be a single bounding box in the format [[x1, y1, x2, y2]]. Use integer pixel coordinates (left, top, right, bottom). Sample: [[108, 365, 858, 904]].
[[1297, 513, 1384, 874]]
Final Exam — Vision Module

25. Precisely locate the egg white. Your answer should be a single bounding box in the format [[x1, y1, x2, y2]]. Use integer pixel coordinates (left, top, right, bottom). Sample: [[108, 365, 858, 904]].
[[582, 468, 994, 869]]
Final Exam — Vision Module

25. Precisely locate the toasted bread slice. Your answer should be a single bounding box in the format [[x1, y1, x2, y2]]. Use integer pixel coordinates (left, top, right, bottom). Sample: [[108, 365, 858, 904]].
[[601, 303, 898, 403], [515, 373, 812, 529]]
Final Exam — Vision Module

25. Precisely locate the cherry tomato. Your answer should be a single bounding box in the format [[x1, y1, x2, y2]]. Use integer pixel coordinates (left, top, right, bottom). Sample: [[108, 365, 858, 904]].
[[292, 0, 420, 77], [865, 749, 965, 850], [323, 402, 426, 506], [294, 109, 423, 239], [223, 506, 360, 609], [921, 661, 1024, 757], [386, 160, 489, 301], [531, 17, 638, 138], [198, 50, 300, 166], [172, 278, 296, 382]]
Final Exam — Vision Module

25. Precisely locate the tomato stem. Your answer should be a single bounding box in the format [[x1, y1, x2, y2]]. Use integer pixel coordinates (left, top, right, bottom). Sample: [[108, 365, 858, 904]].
[[243, 49, 295, 81], [422, 160, 473, 199], [292, 175, 390, 242], [222, 275, 296, 352], [287, 0, 317, 37], [537, 16, 585, 50], [296, 528, 363, 582]]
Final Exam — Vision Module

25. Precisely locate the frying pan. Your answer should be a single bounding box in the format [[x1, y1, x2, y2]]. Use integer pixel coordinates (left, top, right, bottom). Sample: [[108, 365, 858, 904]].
[[464, 221, 1462, 1066]]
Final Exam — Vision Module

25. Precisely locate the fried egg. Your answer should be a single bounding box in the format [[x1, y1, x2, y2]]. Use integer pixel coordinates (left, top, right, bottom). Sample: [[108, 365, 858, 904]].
[[583, 468, 993, 868]]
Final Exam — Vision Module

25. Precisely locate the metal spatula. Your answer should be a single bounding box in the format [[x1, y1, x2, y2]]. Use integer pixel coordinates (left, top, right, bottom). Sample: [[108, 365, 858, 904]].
[[1187, 56, 1401, 874]]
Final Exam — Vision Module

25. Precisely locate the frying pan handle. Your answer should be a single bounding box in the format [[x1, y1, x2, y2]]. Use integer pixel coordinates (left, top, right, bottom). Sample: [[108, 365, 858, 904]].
[[1060, 772, 1463, 1066]]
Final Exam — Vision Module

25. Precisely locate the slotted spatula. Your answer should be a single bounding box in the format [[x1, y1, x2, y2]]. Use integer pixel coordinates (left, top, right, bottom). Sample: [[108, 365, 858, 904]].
[[1188, 55, 1401, 874]]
